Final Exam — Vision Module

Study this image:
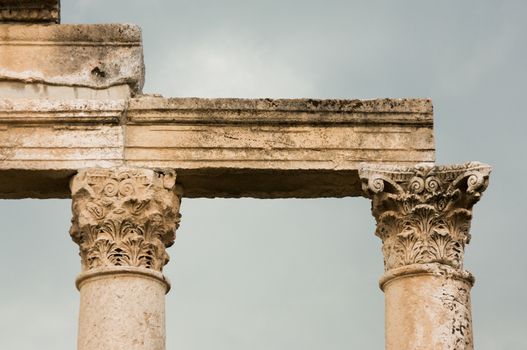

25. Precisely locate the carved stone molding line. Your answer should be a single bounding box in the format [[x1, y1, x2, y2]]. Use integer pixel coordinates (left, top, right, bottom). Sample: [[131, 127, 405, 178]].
[[359, 162, 491, 271], [70, 167, 182, 272], [0, 0, 60, 23]]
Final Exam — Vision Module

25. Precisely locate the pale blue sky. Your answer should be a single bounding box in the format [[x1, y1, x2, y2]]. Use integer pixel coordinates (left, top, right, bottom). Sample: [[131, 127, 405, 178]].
[[1, 1, 526, 349]]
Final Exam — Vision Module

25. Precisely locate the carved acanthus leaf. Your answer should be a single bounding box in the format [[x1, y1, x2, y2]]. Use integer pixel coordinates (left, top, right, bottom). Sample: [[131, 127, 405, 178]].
[[359, 162, 491, 271], [70, 168, 182, 272]]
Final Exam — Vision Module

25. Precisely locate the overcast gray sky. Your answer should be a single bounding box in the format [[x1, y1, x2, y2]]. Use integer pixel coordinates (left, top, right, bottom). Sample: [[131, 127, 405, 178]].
[[1, 1, 526, 349]]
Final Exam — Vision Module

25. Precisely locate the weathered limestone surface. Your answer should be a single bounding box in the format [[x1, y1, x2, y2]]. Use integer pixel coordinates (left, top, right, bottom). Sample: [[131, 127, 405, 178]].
[[0, 3, 493, 350], [0, 17, 434, 199], [77, 269, 167, 350], [70, 168, 181, 350], [382, 264, 475, 350], [70, 168, 181, 272], [360, 162, 491, 350], [0, 24, 143, 96], [0, 96, 434, 198], [0, 0, 60, 23]]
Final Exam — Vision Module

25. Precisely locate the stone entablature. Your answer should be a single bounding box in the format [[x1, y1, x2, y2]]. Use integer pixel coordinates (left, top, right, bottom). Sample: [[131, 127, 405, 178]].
[[360, 162, 491, 271], [70, 168, 182, 272], [0, 97, 434, 199], [0, 16, 435, 200]]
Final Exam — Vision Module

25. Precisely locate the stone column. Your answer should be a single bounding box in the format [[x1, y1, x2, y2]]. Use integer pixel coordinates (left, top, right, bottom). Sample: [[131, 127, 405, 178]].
[[70, 167, 182, 350], [359, 162, 491, 350]]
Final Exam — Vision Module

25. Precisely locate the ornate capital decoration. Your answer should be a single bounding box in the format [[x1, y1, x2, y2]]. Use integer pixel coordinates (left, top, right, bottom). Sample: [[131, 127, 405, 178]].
[[359, 162, 491, 271], [70, 168, 182, 272]]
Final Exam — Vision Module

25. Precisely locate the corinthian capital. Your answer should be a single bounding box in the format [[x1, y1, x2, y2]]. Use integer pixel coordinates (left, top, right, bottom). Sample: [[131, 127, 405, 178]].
[[70, 168, 182, 272], [359, 162, 491, 271]]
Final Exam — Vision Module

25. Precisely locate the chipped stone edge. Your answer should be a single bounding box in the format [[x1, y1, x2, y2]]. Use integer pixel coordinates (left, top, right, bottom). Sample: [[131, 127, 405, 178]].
[[0, 24, 144, 92]]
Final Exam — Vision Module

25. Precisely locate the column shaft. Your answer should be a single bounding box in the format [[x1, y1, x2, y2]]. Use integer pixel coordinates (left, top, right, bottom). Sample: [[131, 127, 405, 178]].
[[382, 264, 474, 349], [77, 268, 168, 350]]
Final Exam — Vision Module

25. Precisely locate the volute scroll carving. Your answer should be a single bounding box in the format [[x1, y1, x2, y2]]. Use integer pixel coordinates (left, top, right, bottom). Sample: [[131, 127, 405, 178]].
[[70, 168, 182, 272], [359, 162, 491, 271]]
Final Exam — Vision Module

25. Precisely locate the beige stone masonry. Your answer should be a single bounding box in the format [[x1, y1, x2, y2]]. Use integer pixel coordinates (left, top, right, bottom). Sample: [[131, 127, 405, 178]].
[[0, 96, 434, 198], [0, 23, 143, 96], [360, 162, 491, 350], [0, 15, 434, 199], [0, 5, 493, 349], [0, 0, 60, 23], [70, 167, 182, 350]]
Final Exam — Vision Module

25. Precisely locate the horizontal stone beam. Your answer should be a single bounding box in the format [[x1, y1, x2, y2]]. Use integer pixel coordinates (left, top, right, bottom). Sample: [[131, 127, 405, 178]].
[[0, 97, 434, 199]]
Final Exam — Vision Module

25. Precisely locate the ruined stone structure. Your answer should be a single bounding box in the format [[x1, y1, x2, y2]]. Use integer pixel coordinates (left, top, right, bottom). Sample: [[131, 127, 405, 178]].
[[0, 2, 491, 349]]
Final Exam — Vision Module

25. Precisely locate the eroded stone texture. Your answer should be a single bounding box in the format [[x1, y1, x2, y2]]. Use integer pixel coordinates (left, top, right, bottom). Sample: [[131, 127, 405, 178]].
[[0, 97, 434, 198], [70, 167, 182, 272], [0, 0, 60, 23], [0, 3, 490, 348], [382, 264, 474, 350], [360, 162, 491, 350], [77, 268, 168, 350], [0, 24, 144, 96], [70, 167, 182, 350], [360, 162, 491, 271]]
